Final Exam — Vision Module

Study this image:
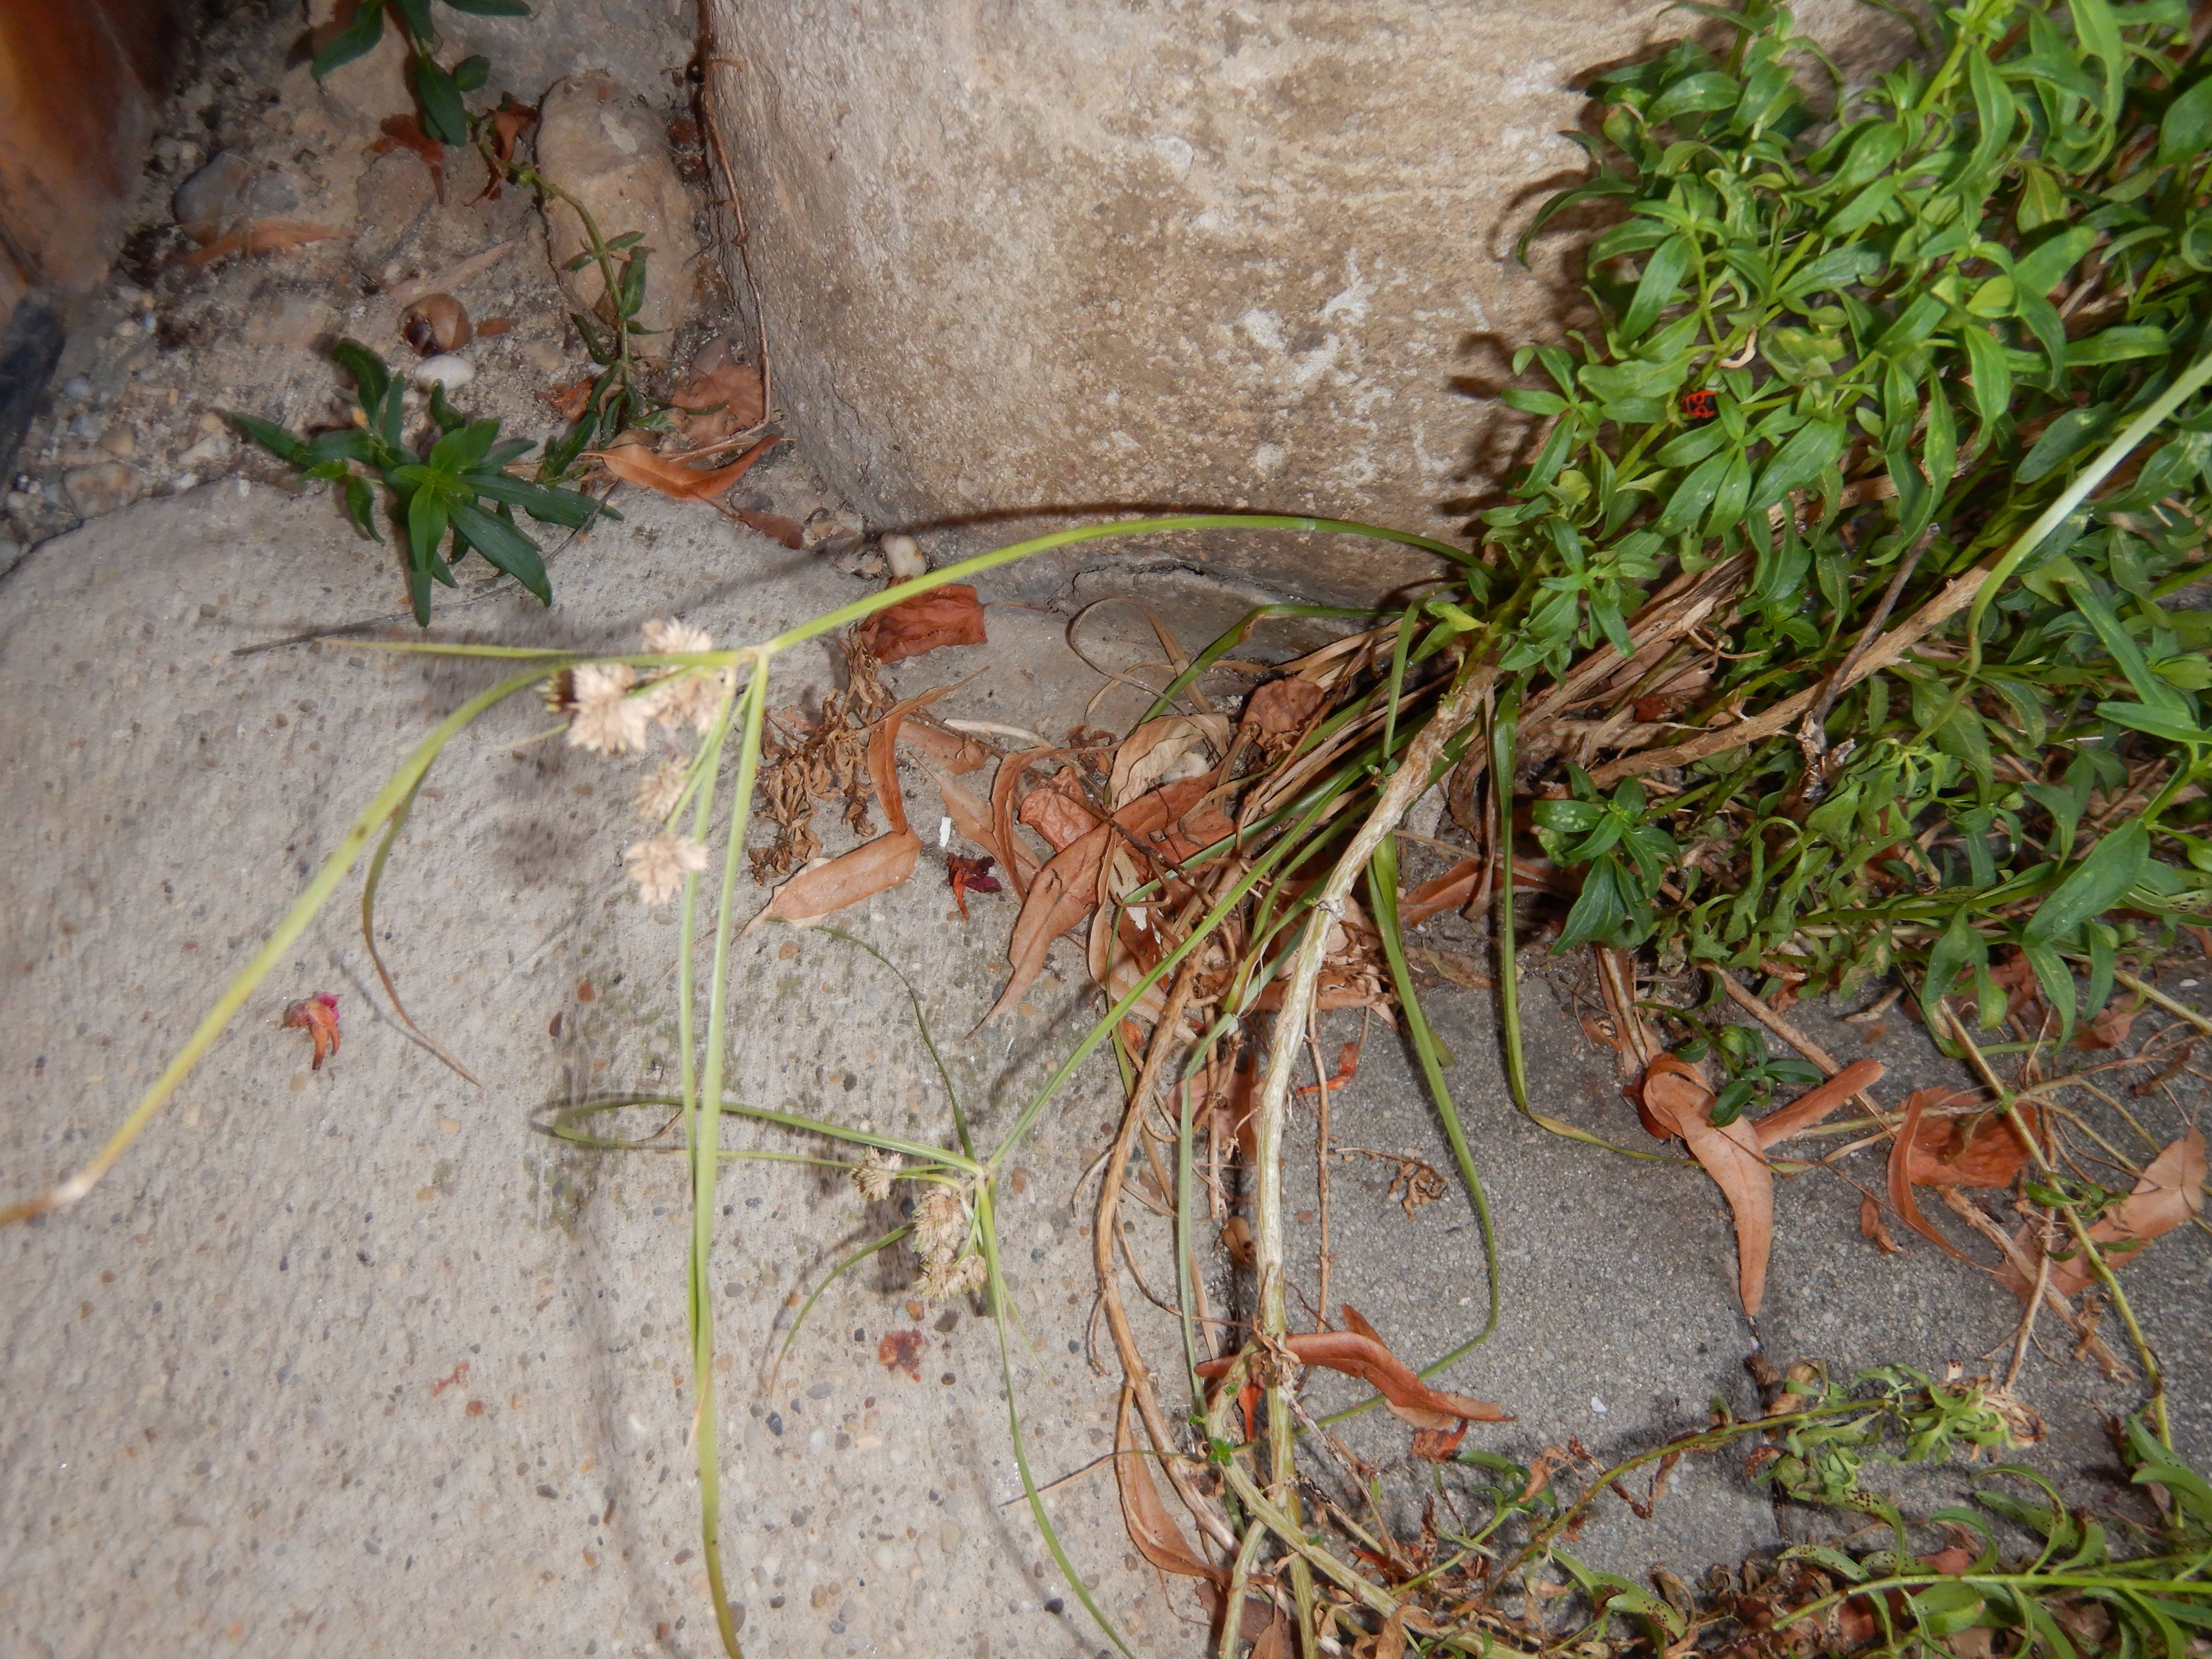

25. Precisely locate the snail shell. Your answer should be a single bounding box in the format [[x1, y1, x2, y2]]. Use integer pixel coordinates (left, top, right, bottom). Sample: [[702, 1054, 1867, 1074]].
[[400, 293, 471, 355]]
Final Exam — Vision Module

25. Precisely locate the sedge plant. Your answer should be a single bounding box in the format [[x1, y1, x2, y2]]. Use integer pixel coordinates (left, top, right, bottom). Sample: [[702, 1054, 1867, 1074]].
[[16, 0, 2212, 1650]]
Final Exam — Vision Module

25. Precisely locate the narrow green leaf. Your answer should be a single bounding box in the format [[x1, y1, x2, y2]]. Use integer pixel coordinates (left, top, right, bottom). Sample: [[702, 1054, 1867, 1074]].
[[2161, 75, 2212, 166], [414, 56, 468, 146], [1620, 233, 1694, 342], [2024, 819, 2150, 944], [331, 338, 393, 410], [407, 487, 450, 578], [228, 412, 309, 465], [449, 500, 552, 602], [312, 0, 385, 79], [342, 474, 382, 541]]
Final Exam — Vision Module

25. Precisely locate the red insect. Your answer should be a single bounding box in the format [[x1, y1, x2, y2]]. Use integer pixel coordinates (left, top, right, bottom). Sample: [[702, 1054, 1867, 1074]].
[[1679, 388, 1719, 421]]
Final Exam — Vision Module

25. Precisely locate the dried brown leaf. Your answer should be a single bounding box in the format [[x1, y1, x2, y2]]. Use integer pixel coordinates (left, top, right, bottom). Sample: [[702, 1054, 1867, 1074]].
[[1016, 775, 1099, 852], [1860, 1195, 1902, 1255], [1887, 1090, 1974, 1262], [1907, 1093, 2035, 1189], [1197, 1317, 1509, 1431], [671, 361, 765, 445], [1250, 1611, 1295, 1659], [751, 685, 947, 928], [1240, 676, 1328, 758], [589, 435, 780, 501], [480, 99, 536, 198], [2016, 1126, 2206, 1298], [1639, 1055, 1774, 1315], [899, 719, 991, 776], [947, 854, 1000, 921], [1752, 1058, 1885, 1148], [281, 992, 341, 1070], [182, 219, 345, 268], [733, 508, 806, 548], [544, 377, 595, 422], [2072, 1002, 2137, 1051], [757, 831, 921, 928], [1114, 1386, 1222, 1585], [981, 777, 1223, 1026], [370, 114, 445, 200], [1399, 856, 1482, 928], [855, 585, 988, 665], [1109, 714, 1228, 807]]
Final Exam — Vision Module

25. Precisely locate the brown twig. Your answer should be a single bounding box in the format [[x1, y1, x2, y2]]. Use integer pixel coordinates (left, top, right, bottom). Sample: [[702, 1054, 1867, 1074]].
[[1590, 564, 1991, 786], [1936, 1187, 2126, 1378], [1092, 957, 1237, 1553]]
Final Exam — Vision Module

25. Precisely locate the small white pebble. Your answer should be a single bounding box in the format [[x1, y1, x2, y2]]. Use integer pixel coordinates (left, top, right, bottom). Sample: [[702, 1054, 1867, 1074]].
[[1590, 1396, 1609, 1415], [2182, 978, 2201, 989], [938, 815, 951, 849], [881, 532, 926, 581], [411, 353, 474, 390], [169, 472, 199, 493]]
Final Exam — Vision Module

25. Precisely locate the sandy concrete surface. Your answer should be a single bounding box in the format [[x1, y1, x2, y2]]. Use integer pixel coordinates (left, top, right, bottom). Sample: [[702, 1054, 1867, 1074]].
[[3, 482, 2208, 1659]]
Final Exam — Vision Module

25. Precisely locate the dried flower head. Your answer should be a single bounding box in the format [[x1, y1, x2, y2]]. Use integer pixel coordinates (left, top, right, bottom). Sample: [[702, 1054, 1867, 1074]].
[[918, 1250, 987, 1303], [568, 662, 649, 756], [913, 1185, 968, 1262], [643, 617, 715, 656], [539, 668, 576, 713], [636, 760, 689, 824], [624, 833, 709, 907], [645, 666, 733, 737], [853, 1147, 905, 1202]]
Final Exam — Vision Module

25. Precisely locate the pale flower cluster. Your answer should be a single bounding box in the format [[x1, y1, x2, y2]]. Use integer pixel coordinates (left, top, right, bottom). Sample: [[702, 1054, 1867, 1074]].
[[567, 663, 650, 756], [624, 832, 709, 907], [852, 1147, 904, 1202], [551, 619, 739, 907], [639, 616, 731, 737], [912, 1183, 987, 1301]]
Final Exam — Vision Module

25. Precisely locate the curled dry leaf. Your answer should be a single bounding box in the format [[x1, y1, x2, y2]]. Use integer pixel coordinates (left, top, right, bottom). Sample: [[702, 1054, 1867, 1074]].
[[282, 992, 341, 1070], [1015, 773, 1099, 852], [1751, 1058, 1885, 1148], [545, 377, 595, 422], [371, 114, 445, 200], [479, 98, 537, 198], [1895, 1088, 2037, 1190], [1196, 1308, 1509, 1431], [2071, 1001, 2137, 1050], [2005, 1126, 2206, 1299], [855, 584, 988, 665], [1109, 714, 1229, 807], [753, 685, 947, 930], [589, 434, 780, 502], [1860, 1195, 1902, 1255], [1219, 1214, 1255, 1269], [899, 719, 991, 776], [1638, 1054, 1774, 1315], [1114, 1386, 1222, 1585], [733, 508, 806, 549], [1240, 675, 1328, 759], [1885, 1090, 1978, 1262], [671, 361, 765, 445]]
